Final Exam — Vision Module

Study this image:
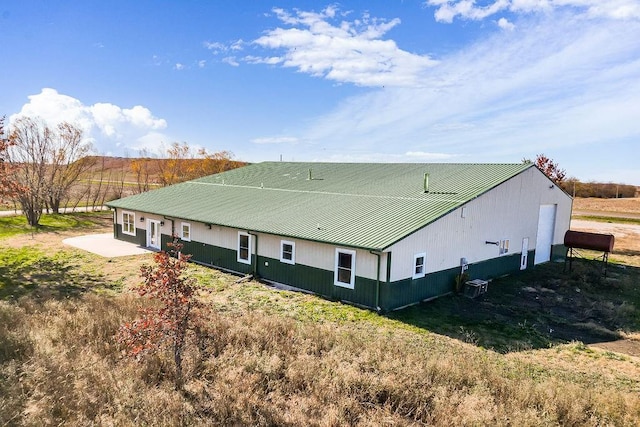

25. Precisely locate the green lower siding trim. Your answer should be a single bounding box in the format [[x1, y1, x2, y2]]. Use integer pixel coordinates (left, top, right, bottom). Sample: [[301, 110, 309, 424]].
[[255, 255, 377, 308], [380, 267, 459, 312], [468, 252, 522, 281], [111, 233, 564, 312], [172, 237, 253, 275], [551, 244, 567, 261], [380, 251, 534, 311], [114, 226, 146, 246], [159, 237, 377, 308]]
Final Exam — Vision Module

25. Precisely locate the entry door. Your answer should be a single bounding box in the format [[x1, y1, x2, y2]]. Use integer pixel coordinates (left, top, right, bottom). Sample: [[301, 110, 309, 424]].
[[520, 238, 529, 270], [147, 219, 161, 250], [534, 205, 556, 264]]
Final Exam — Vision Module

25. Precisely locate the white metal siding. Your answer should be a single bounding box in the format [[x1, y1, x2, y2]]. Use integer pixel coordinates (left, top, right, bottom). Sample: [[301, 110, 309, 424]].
[[146, 218, 382, 280], [386, 167, 571, 282]]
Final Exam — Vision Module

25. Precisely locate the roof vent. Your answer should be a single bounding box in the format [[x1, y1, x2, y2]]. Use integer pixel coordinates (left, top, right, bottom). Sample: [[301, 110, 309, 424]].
[[423, 173, 430, 193], [307, 168, 312, 180]]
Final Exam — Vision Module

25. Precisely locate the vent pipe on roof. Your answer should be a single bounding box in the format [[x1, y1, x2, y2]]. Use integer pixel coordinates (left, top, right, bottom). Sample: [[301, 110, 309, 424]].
[[423, 173, 430, 193], [308, 168, 312, 181]]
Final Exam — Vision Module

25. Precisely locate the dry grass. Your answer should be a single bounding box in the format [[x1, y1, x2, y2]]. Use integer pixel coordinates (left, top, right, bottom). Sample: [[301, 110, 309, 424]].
[[2, 293, 639, 426], [573, 197, 640, 214], [2, 211, 640, 425]]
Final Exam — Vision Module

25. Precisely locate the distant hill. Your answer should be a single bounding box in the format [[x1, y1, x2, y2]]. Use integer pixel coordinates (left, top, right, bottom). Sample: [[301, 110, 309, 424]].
[[82, 155, 247, 186]]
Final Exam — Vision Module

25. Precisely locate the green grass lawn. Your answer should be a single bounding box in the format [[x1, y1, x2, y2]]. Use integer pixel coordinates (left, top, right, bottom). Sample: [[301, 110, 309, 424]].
[[572, 214, 640, 225], [0, 211, 112, 238]]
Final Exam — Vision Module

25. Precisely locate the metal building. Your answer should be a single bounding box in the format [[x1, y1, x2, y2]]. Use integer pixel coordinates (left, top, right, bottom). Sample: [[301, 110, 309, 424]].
[[106, 162, 572, 311]]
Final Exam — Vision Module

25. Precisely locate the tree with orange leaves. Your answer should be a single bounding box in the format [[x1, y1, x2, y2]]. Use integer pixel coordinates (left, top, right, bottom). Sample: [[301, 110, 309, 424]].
[[117, 239, 209, 389], [523, 153, 566, 185], [534, 153, 566, 185]]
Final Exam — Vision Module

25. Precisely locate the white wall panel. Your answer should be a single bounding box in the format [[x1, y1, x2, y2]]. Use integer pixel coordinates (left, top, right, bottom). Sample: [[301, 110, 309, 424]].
[[387, 167, 572, 281]]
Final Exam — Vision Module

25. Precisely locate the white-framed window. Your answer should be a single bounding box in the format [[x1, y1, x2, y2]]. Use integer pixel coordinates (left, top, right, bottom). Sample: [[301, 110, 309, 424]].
[[181, 222, 191, 241], [280, 240, 295, 265], [237, 232, 251, 264], [413, 252, 426, 279], [122, 211, 136, 236], [334, 248, 356, 289], [499, 239, 510, 255]]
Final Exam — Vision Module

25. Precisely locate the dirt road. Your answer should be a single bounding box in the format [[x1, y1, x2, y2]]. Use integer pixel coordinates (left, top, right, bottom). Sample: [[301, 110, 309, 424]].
[[0, 206, 107, 217]]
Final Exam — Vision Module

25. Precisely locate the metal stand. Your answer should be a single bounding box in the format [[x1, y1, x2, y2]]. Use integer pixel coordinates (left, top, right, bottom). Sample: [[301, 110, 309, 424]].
[[564, 247, 610, 277]]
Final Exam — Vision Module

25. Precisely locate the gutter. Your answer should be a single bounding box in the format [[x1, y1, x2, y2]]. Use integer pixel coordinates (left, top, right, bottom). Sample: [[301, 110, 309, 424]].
[[163, 216, 175, 237], [112, 208, 117, 238], [370, 250, 382, 313], [248, 231, 258, 277]]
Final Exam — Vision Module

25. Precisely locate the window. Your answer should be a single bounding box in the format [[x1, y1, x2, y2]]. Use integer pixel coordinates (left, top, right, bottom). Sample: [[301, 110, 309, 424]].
[[499, 239, 510, 255], [334, 249, 356, 289], [413, 252, 426, 279], [122, 211, 135, 236], [237, 232, 251, 264], [280, 240, 295, 264], [181, 222, 191, 241]]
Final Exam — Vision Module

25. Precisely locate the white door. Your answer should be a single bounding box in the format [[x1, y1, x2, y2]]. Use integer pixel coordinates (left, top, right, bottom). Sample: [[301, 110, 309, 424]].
[[534, 205, 556, 264], [147, 219, 161, 250]]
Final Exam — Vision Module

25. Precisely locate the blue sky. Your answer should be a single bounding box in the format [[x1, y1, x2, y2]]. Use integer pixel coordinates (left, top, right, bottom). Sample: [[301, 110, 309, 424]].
[[2, 1, 639, 185]]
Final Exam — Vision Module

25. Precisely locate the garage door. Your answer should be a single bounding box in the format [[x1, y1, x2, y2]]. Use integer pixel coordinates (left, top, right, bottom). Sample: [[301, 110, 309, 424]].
[[534, 204, 557, 264]]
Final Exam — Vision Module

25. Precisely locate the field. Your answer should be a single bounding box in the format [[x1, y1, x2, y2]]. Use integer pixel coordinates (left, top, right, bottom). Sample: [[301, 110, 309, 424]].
[[573, 197, 640, 215], [1, 199, 640, 425]]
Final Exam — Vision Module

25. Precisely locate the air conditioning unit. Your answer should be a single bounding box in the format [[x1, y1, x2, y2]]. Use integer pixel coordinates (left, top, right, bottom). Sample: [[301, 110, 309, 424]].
[[464, 279, 488, 299]]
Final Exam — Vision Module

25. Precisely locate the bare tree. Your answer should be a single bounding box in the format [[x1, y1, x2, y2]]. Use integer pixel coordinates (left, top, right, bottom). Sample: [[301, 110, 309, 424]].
[[112, 159, 127, 199], [90, 155, 114, 210], [7, 117, 51, 225], [0, 116, 23, 203], [131, 150, 155, 194], [7, 117, 93, 225], [46, 122, 95, 213]]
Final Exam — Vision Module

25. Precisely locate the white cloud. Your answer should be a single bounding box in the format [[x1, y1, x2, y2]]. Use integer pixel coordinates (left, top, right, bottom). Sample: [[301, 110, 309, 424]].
[[251, 136, 299, 144], [282, 13, 640, 183], [205, 39, 246, 54], [222, 56, 240, 67], [198, 60, 206, 68], [426, 0, 640, 23], [174, 63, 185, 70], [213, 6, 437, 87], [305, 151, 457, 163], [497, 17, 516, 30], [230, 39, 245, 51], [203, 41, 226, 53], [405, 151, 458, 160], [10, 88, 169, 155], [430, 0, 511, 23]]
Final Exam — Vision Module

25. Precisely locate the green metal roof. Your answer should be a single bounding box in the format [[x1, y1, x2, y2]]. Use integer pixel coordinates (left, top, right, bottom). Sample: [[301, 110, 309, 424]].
[[107, 162, 533, 251]]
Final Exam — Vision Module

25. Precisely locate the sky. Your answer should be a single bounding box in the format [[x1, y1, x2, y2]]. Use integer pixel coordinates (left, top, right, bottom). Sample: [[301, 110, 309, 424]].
[[1, 0, 639, 185]]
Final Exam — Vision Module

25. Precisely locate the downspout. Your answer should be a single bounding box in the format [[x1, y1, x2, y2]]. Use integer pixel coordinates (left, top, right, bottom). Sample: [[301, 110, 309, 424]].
[[370, 250, 382, 313], [112, 208, 117, 237], [248, 231, 258, 278], [163, 216, 175, 237], [386, 252, 392, 284]]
